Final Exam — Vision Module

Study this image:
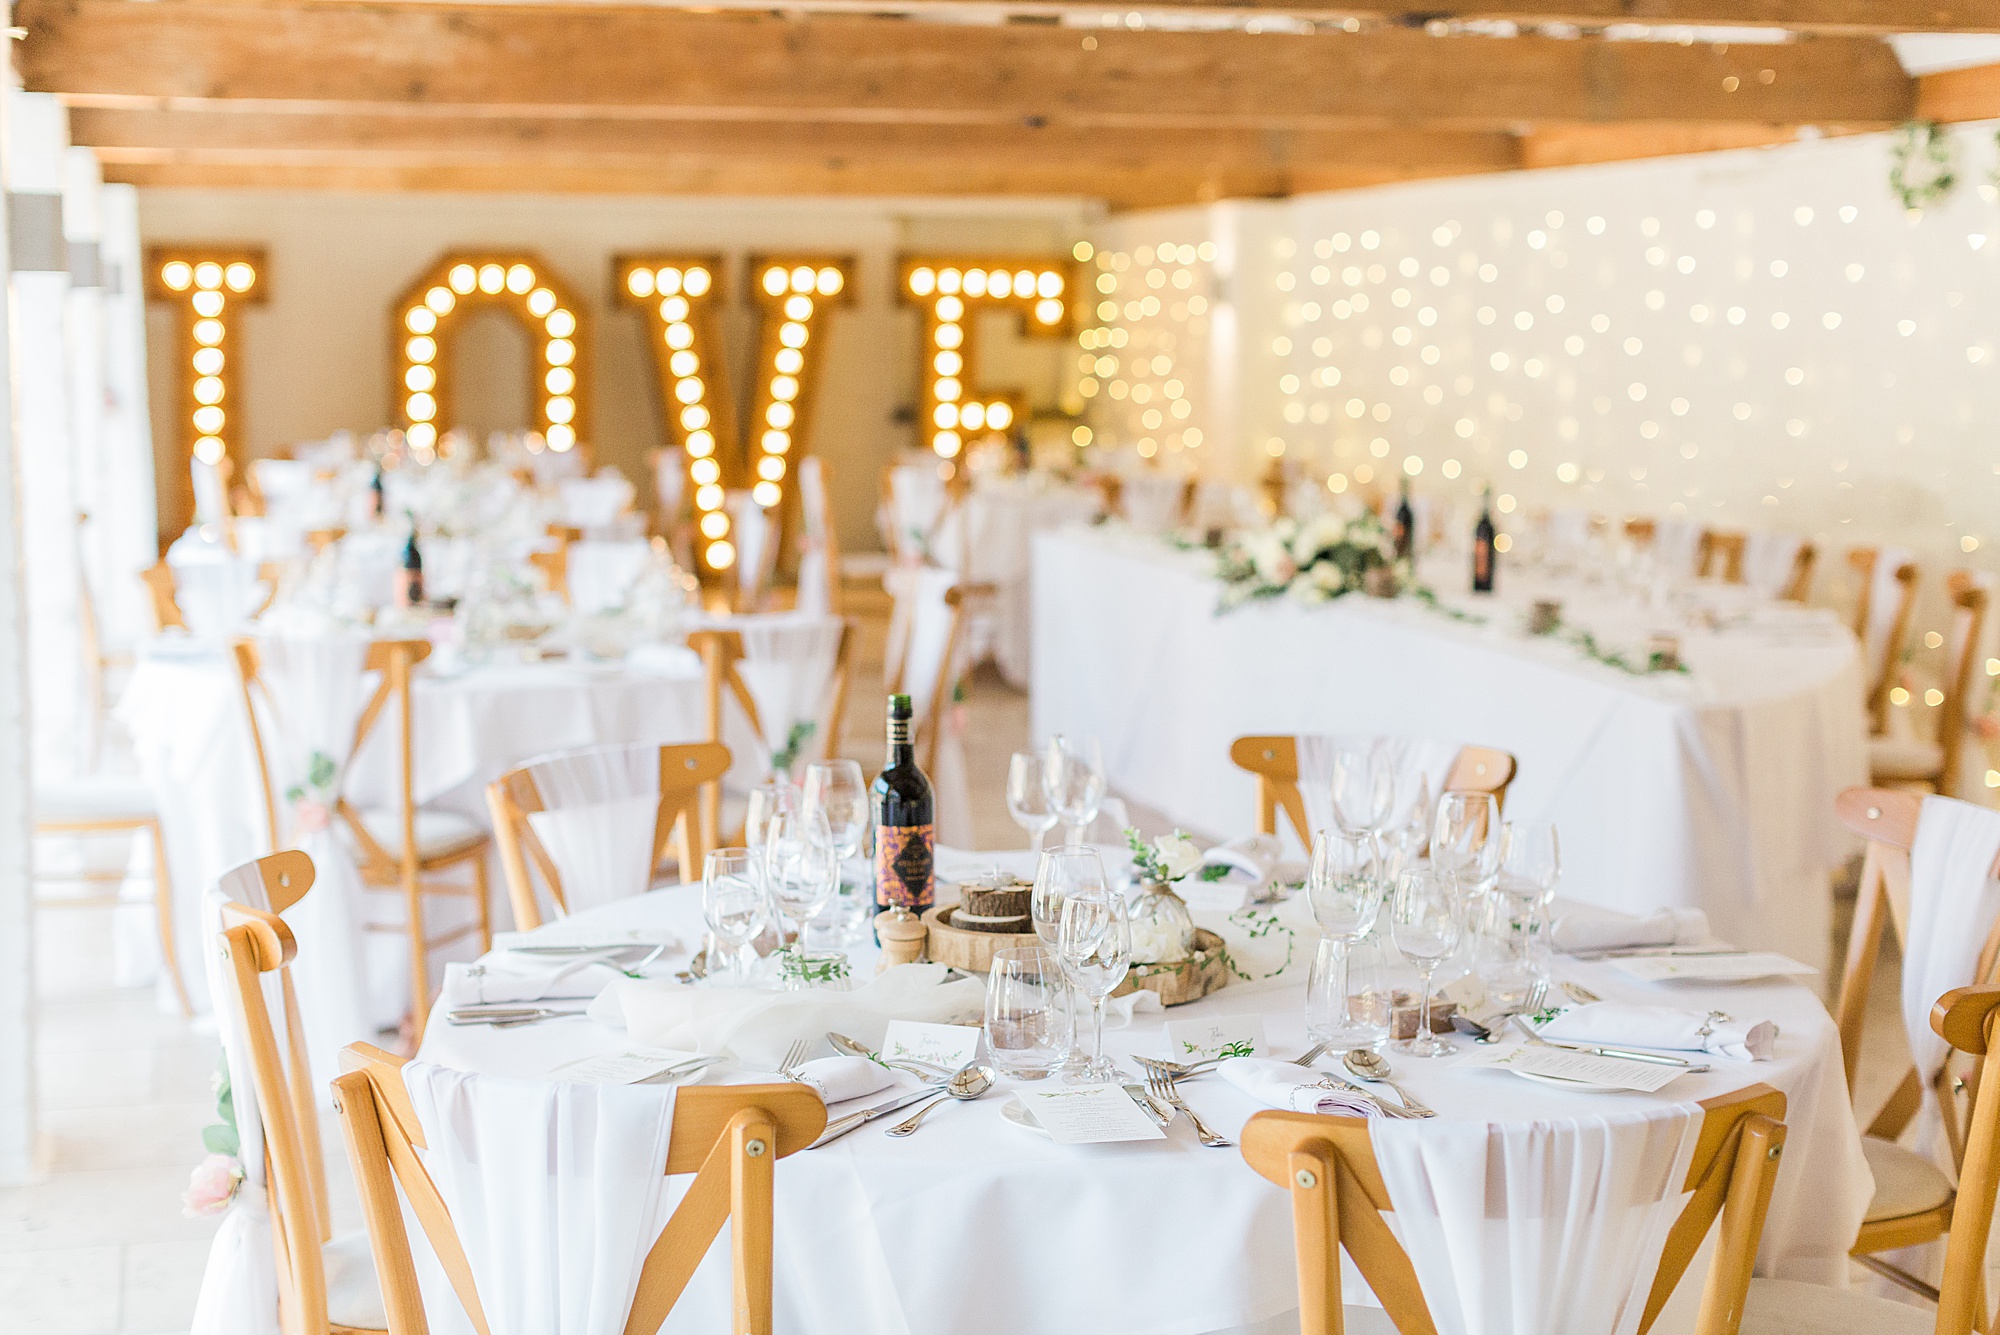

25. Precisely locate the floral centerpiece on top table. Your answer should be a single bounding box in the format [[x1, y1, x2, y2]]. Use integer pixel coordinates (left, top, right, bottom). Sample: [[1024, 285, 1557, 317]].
[[1214, 507, 1398, 612]]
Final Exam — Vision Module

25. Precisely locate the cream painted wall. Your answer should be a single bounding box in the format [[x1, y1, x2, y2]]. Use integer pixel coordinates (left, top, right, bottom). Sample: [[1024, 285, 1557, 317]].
[[136, 188, 1099, 551]]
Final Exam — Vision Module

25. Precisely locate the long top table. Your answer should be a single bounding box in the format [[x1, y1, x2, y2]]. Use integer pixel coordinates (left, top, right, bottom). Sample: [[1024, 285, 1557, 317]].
[[1029, 527, 1869, 971]]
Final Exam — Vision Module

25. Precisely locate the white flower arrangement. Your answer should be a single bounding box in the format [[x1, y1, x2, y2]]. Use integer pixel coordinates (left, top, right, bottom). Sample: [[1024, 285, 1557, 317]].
[[1214, 506, 1397, 611]]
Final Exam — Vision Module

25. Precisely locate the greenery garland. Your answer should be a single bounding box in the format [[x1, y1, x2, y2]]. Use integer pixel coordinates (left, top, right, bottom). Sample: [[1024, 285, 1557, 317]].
[[1406, 584, 1488, 625], [1889, 120, 1958, 213]]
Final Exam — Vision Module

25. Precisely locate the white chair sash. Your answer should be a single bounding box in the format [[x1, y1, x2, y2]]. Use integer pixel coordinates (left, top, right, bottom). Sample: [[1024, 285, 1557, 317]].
[[652, 447, 686, 518], [888, 464, 949, 561], [1902, 795, 2000, 1081], [1863, 546, 1917, 689], [520, 744, 664, 917], [402, 1062, 677, 1335], [725, 493, 775, 606], [167, 529, 265, 637], [1742, 531, 1805, 598], [1371, 1101, 1703, 1335], [794, 456, 834, 616], [731, 613, 845, 764], [559, 474, 636, 531], [1294, 735, 1461, 841], [1120, 474, 1185, 533], [1652, 521, 1705, 580], [565, 540, 652, 616]]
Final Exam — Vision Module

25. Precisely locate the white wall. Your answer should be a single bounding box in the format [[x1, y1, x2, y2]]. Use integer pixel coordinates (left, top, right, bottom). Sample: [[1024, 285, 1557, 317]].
[[134, 189, 1099, 551]]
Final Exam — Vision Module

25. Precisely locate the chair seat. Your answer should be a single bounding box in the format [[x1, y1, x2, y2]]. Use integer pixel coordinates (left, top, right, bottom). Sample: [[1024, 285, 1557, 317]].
[[351, 807, 487, 862], [33, 776, 156, 823], [1740, 1277, 1933, 1334], [1869, 735, 1944, 783], [323, 1228, 387, 1331], [1862, 1135, 1954, 1222]]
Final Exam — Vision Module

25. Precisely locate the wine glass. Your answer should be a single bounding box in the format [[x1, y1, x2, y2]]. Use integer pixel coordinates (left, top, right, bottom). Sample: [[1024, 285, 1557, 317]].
[[1304, 829, 1387, 1046], [1383, 773, 1433, 876], [1031, 845, 1105, 1071], [1057, 883, 1131, 1083], [1043, 734, 1106, 845], [1431, 792, 1501, 897], [1331, 741, 1396, 866], [763, 807, 841, 984], [1390, 866, 1462, 1058], [984, 946, 1072, 1080], [701, 848, 765, 982], [1499, 820, 1561, 908], [1007, 751, 1061, 852], [744, 777, 798, 862], [803, 759, 869, 944]]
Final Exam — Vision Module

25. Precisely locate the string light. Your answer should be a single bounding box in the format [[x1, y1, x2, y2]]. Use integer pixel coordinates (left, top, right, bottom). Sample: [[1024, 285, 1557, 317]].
[[148, 248, 265, 475], [390, 252, 587, 455], [617, 255, 851, 573], [903, 257, 1072, 459]]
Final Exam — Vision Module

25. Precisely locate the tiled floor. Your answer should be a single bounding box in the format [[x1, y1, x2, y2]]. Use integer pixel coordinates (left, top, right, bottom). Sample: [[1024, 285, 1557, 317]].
[[1, 588, 1922, 1331]]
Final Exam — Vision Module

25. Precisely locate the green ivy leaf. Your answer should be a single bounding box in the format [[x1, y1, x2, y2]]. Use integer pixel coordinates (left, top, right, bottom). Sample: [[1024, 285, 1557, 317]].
[[202, 1123, 240, 1157]]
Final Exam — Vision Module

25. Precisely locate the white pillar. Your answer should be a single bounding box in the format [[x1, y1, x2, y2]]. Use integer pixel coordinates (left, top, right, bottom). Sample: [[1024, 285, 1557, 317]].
[[95, 183, 156, 644]]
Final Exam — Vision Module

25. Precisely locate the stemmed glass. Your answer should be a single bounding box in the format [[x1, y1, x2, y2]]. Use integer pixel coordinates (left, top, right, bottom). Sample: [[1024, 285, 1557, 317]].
[[745, 778, 798, 862], [1331, 742, 1396, 863], [1432, 792, 1501, 896], [1390, 866, 1462, 1058], [701, 848, 766, 982], [1304, 829, 1387, 1047], [1490, 821, 1561, 1009], [1383, 774, 1433, 877], [1007, 752, 1061, 852], [1499, 820, 1561, 908], [802, 759, 869, 944], [1057, 882, 1132, 1083], [1043, 735, 1106, 846], [1032, 845, 1106, 1073], [763, 807, 842, 986]]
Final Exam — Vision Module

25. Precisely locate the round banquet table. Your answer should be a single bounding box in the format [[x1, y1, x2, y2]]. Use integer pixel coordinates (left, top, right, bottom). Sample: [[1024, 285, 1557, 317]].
[[417, 846, 1872, 1335], [114, 637, 707, 1012], [1029, 526, 1870, 975]]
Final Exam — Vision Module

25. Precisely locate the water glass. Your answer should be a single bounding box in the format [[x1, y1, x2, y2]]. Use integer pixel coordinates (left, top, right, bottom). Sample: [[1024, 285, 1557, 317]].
[[763, 808, 840, 983], [701, 848, 765, 982], [1390, 866, 1461, 1058], [1057, 884, 1131, 1083], [985, 947, 1073, 1080], [1304, 828, 1387, 1047], [803, 759, 870, 945], [1306, 932, 1390, 1047], [1006, 751, 1061, 852], [1043, 734, 1106, 845]]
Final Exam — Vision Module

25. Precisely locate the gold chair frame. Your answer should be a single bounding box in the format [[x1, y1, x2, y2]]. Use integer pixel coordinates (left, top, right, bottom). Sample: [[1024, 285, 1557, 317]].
[[1228, 736, 1517, 850]]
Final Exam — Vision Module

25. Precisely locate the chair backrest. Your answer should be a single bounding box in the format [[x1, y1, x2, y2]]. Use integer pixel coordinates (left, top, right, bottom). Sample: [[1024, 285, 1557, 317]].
[[724, 492, 782, 613], [527, 535, 570, 602], [1624, 516, 1657, 547], [1935, 571, 1992, 796], [1653, 519, 1706, 581], [1241, 1084, 1788, 1335], [486, 741, 731, 930], [794, 455, 842, 616], [1699, 529, 1746, 583], [330, 1044, 826, 1335], [1742, 531, 1815, 604], [1229, 735, 1516, 851], [1850, 546, 1921, 731], [886, 576, 994, 774], [882, 463, 952, 566], [1928, 984, 2000, 1335], [213, 850, 339, 1335], [141, 559, 186, 631]]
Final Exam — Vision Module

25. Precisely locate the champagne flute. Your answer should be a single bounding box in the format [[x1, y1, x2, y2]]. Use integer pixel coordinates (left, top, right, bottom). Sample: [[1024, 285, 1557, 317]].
[[763, 807, 841, 984], [701, 848, 765, 982], [1390, 866, 1462, 1058], [1057, 883, 1131, 1083], [1006, 751, 1061, 852], [803, 759, 869, 944], [1043, 734, 1107, 845], [1304, 828, 1386, 1046]]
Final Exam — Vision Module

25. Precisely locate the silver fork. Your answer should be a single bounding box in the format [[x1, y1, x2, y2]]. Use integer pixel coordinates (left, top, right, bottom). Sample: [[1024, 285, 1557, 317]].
[[778, 1039, 811, 1080], [1291, 1041, 1331, 1068], [1145, 1067, 1232, 1147]]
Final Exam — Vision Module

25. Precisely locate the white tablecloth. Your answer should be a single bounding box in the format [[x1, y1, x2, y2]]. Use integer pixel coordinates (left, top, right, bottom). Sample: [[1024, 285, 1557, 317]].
[[416, 852, 1871, 1335], [946, 477, 1100, 688], [1029, 528, 1869, 973], [115, 641, 706, 1012]]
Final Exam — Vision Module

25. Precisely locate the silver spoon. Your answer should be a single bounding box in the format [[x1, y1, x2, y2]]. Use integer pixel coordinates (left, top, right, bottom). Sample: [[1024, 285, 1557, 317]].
[[1343, 1049, 1436, 1117], [884, 1064, 996, 1137]]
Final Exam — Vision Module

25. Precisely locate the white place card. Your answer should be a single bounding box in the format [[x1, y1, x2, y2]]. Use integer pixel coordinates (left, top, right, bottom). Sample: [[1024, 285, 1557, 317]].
[[1490, 1045, 1686, 1093], [495, 926, 680, 955], [1019, 1086, 1168, 1144], [1611, 953, 1818, 984], [1177, 878, 1249, 913], [550, 1048, 704, 1086], [881, 1020, 981, 1071], [1164, 1015, 1265, 1063]]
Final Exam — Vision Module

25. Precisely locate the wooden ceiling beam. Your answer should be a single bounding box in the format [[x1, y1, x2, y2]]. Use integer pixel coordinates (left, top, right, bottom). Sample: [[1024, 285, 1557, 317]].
[[16, 0, 1915, 131]]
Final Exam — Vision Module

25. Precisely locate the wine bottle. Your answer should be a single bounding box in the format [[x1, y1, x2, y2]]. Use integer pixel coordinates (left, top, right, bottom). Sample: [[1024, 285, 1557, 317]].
[[1393, 476, 1416, 561], [369, 466, 386, 520], [871, 693, 935, 918], [397, 519, 424, 607], [1472, 485, 1496, 594]]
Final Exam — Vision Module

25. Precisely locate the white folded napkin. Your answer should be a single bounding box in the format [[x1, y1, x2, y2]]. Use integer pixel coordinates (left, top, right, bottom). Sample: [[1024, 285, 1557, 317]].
[[1538, 1002, 1776, 1062], [1104, 988, 1164, 1028], [441, 957, 622, 1008], [588, 963, 986, 1067], [1217, 1057, 1386, 1117], [1200, 834, 1282, 887], [790, 1056, 898, 1105], [1550, 907, 1710, 955]]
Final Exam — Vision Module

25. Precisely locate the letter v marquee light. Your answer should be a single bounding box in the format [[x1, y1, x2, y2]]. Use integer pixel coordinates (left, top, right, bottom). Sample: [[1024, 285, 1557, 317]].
[[616, 255, 851, 573], [900, 257, 1074, 460]]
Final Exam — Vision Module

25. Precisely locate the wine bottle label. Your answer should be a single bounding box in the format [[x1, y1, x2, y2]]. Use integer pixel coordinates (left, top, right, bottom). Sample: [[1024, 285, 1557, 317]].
[[874, 822, 934, 912]]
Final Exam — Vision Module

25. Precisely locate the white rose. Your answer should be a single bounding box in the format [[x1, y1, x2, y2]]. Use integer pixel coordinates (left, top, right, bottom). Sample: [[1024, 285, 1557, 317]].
[[1152, 833, 1203, 881]]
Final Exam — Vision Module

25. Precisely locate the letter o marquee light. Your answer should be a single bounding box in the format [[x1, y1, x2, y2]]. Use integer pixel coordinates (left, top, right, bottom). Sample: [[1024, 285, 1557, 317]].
[[899, 256, 1074, 461], [390, 252, 590, 455], [147, 246, 267, 476]]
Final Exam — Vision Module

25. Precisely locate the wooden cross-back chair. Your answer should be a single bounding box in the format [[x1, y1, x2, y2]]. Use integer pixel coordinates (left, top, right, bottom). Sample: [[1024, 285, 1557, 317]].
[[331, 1044, 826, 1335], [1624, 516, 1658, 547], [886, 581, 996, 776], [527, 533, 572, 602], [142, 559, 186, 631], [1850, 546, 1923, 735], [1700, 530, 1747, 583], [685, 621, 856, 850], [1773, 541, 1817, 604], [485, 741, 732, 931], [1871, 571, 1991, 799], [1228, 736, 1517, 851], [1241, 1084, 1788, 1335], [230, 636, 491, 1033], [1829, 786, 2000, 1299], [216, 851, 386, 1335]]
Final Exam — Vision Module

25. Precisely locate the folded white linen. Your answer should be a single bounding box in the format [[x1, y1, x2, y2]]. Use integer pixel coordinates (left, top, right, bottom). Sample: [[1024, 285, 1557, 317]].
[[1550, 907, 1710, 954], [1538, 1002, 1776, 1062], [588, 963, 986, 1067], [1217, 1057, 1385, 1117], [1199, 834, 1282, 887], [441, 958, 621, 1008], [790, 1055, 898, 1105], [1904, 795, 2000, 1080]]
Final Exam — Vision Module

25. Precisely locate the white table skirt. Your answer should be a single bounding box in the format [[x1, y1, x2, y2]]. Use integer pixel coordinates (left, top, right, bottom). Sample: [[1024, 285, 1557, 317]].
[[417, 854, 1870, 1335], [1028, 528, 1870, 973], [948, 479, 1101, 689], [115, 642, 706, 1012]]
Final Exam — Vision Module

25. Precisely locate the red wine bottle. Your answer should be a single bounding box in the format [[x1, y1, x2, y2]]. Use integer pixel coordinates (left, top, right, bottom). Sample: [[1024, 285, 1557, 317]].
[[1472, 485, 1496, 594], [871, 693, 934, 917], [397, 520, 425, 607], [1393, 477, 1416, 561]]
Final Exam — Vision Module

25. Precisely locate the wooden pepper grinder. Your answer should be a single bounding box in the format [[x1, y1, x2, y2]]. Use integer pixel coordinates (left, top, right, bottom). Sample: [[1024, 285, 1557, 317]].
[[876, 908, 927, 971]]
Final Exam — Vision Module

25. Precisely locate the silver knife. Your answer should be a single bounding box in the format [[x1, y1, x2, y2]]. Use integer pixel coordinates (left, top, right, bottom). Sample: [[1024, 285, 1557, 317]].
[[807, 1085, 948, 1149], [1513, 1017, 1709, 1069]]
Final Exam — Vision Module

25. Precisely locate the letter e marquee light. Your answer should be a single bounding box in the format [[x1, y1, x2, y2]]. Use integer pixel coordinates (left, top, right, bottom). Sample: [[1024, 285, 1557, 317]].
[[148, 247, 268, 475], [899, 257, 1073, 460]]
